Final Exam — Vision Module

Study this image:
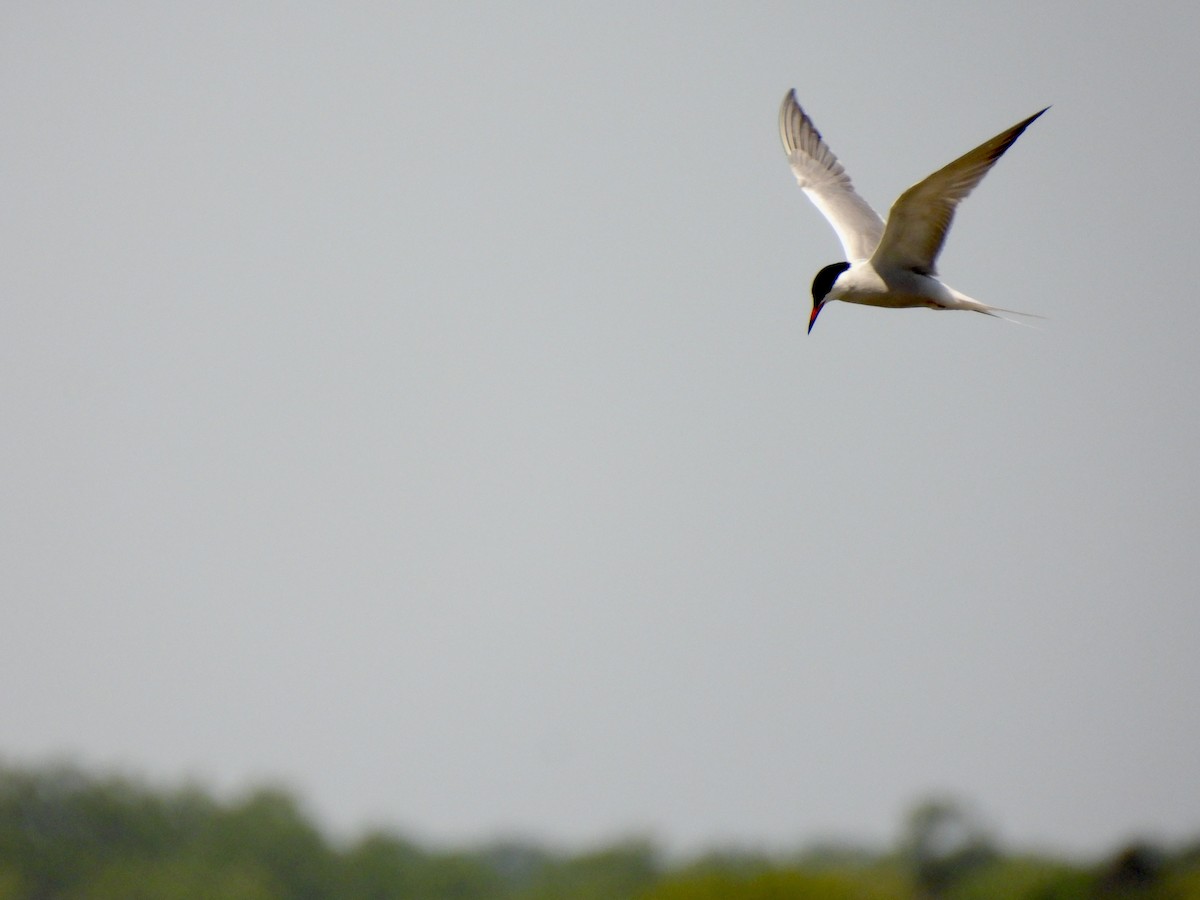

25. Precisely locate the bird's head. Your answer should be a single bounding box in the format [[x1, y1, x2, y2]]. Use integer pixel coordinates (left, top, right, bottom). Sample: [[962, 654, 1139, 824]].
[[809, 261, 850, 333]]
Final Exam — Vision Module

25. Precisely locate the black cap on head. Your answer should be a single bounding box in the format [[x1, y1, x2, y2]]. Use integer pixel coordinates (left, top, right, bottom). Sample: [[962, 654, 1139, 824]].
[[809, 261, 850, 333]]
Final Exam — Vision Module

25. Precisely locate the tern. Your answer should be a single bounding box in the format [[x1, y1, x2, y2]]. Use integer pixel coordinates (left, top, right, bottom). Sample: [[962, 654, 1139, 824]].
[[779, 90, 1047, 332]]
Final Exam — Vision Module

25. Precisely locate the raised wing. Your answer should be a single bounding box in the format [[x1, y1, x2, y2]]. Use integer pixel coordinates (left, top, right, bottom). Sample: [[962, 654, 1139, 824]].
[[872, 107, 1048, 275], [779, 90, 884, 262]]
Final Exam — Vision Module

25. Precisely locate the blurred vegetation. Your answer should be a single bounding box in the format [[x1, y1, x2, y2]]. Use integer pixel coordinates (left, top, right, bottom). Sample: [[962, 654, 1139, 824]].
[[0, 761, 1196, 899]]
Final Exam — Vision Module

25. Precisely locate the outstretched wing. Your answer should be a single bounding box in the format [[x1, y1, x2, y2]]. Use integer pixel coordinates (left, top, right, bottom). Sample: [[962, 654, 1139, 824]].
[[779, 89, 884, 262], [872, 107, 1048, 275]]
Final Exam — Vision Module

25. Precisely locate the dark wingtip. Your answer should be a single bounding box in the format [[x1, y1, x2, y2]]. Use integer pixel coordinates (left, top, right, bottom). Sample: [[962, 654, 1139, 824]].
[[1018, 106, 1051, 131], [984, 106, 1051, 164]]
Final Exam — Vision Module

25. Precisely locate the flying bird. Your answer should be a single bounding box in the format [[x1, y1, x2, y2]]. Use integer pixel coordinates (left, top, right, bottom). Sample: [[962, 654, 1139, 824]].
[[779, 90, 1047, 332]]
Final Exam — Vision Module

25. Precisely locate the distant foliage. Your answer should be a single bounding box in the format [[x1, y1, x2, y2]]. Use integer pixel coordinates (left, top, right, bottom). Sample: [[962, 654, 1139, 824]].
[[898, 798, 998, 895], [0, 762, 1197, 899], [638, 866, 909, 900]]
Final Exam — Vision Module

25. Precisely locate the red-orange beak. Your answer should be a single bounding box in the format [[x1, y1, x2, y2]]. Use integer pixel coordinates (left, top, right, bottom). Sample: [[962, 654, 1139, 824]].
[[808, 302, 824, 334]]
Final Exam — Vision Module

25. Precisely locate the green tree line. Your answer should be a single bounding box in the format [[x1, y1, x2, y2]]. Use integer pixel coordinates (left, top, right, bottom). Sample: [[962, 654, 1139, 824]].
[[0, 761, 1197, 899]]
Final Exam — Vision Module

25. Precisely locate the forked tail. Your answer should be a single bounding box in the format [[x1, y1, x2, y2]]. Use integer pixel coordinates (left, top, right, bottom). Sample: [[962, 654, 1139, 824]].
[[977, 304, 1046, 326], [950, 290, 1044, 325]]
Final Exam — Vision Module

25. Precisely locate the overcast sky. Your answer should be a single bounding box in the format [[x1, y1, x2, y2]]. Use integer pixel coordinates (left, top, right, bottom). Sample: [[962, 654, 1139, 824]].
[[3, 1, 1198, 856]]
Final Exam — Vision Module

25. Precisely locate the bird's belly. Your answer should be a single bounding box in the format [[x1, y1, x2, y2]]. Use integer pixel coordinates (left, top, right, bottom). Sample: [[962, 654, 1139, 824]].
[[836, 269, 948, 309], [841, 289, 939, 309]]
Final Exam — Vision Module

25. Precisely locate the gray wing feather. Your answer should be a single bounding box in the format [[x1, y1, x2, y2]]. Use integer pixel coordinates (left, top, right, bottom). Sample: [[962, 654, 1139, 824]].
[[872, 107, 1048, 275], [779, 90, 884, 262]]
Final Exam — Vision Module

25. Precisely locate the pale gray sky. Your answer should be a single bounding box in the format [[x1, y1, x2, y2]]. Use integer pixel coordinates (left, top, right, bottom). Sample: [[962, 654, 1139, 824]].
[[2, 1, 1198, 856]]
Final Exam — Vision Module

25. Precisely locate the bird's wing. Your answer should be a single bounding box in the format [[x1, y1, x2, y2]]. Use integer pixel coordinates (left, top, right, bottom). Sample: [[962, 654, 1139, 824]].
[[871, 107, 1048, 275], [779, 90, 884, 262]]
